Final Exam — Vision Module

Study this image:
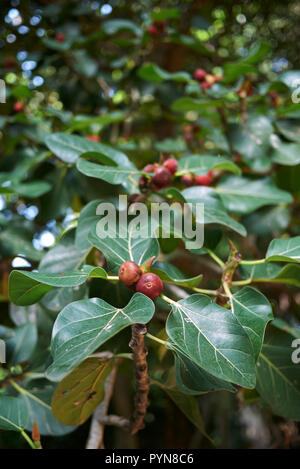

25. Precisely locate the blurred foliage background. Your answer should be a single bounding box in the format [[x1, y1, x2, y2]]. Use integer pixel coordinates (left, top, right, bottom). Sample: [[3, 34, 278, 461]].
[[1, 0, 300, 449]]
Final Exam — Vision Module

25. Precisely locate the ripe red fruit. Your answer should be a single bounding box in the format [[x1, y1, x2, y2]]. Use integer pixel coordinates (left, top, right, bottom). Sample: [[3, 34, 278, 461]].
[[143, 164, 156, 173], [118, 261, 143, 287], [195, 171, 213, 186], [163, 158, 178, 175], [201, 81, 211, 90], [181, 174, 194, 187], [136, 273, 163, 299], [193, 69, 206, 82], [86, 135, 100, 142], [56, 33, 65, 42], [152, 166, 172, 188], [147, 25, 159, 36], [13, 101, 23, 112]]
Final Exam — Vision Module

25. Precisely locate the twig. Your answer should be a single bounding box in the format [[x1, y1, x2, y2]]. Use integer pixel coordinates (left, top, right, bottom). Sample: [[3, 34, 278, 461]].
[[86, 360, 120, 449], [129, 324, 150, 435], [98, 414, 130, 429]]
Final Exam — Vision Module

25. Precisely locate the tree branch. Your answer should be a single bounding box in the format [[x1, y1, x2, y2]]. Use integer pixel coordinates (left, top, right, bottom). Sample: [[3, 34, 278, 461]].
[[129, 323, 150, 435], [86, 360, 120, 449]]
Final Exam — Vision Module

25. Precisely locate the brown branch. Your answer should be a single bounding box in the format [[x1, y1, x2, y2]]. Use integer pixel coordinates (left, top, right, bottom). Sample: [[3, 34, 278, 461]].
[[129, 323, 150, 435], [86, 359, 120, 449]]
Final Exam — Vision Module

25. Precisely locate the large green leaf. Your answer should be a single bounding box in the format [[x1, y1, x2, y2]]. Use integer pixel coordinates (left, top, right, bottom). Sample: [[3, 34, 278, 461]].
[[46, 293, 155, 381], [177, 155, 240, 176], [45, 133, 135, 190], [217, 176, 292, 214], [174, 349, 236, 394], [88, 220, 160, 273], [8, 266, 107, 306], [6, 323, 37, 365], [0, 396, 28, 431], [52, 357, 115, 425], [266, 236, 300, 262], [165, 294, 256, 388], [240, 262, 300, 287], [76, 157, 141, 189], [182, 186, 247, 236], [256, 327, 300, 420], [232, 287, 273, 361]]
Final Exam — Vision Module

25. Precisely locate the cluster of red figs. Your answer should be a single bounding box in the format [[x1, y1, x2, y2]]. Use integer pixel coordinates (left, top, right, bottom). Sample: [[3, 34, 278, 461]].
[[118, 261, 163, 300], [181, 169, 214, 187], [147, 20, 166, 36], [139, 158, 178, 190], [193, 68, 223, 90]]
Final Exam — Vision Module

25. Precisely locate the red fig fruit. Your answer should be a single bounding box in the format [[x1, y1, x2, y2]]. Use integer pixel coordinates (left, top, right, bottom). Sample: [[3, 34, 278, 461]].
[[136, 273, 163, 299], [118, 261, 143, 287]]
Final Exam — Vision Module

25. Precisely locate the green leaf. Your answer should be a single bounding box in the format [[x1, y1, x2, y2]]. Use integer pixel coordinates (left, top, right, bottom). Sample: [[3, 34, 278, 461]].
[[75, 199, 103, 250], [6, 323, 37, 365], [216, 176, 292, 214], [17, 381, 75, 436], [271, 135, 300, 166], [152, 375, 210, 439], [232, 287, 273, 361], [173, 348, 236, 394], [45, 132, 132, 168], [69, 112, 125, 131], [151, 8, 180, 20], [52, 357, 115, 425], [138, 63, 191, 83], [152, 262, 202, 288], [46, 293, 155, 381], [266, 236, 300, 263], [222, 62, 256, 83], [8, 266, 107, 306], [256, 327, 300, 420], [39, 230, 90, 273], [228, 115, 273, 162], [0, 396, 28, 431], [88, 221, 160, 273], [276, 119, 300, 143], [166, 294, 256, 388], [102, 19, 142, 37], [172, 97, 223, 111], [76, 158, 141, 188], [182, 186, 247, 237], [10, 181, 52, 198], [240, 262, 300, 287], [177, 155, 240, 176], [241, 41, 271, 65]]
